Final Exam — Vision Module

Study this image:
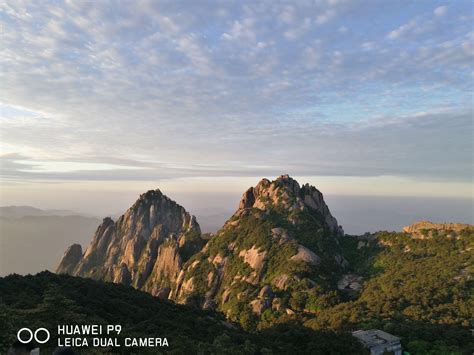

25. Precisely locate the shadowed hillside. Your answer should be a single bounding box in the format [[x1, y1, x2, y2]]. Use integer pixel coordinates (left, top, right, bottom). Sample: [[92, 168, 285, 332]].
[[0, 272, 363, 354]]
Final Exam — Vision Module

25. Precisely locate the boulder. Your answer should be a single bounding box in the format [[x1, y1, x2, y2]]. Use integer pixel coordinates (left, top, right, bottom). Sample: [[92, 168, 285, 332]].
[[272, 274, 291, 290], [259, 285, 273, 299], [337, 274, 363, 291], [239, 246, 266, 270], [290, 245, 320, 265], [250, 299, 268, 316]]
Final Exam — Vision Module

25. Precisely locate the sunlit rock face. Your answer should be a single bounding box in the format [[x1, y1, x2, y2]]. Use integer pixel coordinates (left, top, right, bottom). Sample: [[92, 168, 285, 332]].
[[56, 244, 83, 275], [58, 189, 202, 297]]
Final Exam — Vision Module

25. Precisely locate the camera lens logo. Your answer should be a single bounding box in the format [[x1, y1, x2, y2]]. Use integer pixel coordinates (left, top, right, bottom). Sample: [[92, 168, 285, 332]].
[[17, 328, 50, 344]]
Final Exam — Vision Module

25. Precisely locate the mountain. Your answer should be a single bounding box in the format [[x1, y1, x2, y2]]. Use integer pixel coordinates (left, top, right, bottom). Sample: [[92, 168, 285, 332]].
[[57, 189, 205, 294], [0, 214, 100, 276], [0, 205, 91, 218], [169, 175, 347, 320], [56, 176, 474, 354], [58, 175, 347, 318]]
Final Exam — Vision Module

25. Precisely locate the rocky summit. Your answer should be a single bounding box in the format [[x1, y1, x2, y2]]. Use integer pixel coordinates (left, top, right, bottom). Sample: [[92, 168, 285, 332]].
[[173, 175, 349, 319], [57, 175, 348, 324], [57, 189, 203, 296]]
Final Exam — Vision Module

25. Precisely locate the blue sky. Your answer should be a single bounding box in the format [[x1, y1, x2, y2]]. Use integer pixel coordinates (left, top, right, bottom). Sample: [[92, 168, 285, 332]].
[[0, 0, 472, 207]]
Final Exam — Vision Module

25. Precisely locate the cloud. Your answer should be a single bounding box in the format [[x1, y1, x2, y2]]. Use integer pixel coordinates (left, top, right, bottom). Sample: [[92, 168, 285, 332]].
[[278, 5, 296, 24], [434, 6, 448, 17], [338, 26, 348, 33], [361, 42, 375, 50], [387, 19, 418, 40], [1, 108, 471, 182], [0, 0, 472, 185], [315, 9, 336, 25], [283, 18, 311, 40], [220, 19, 256, 43], [386, 6, 456, 42]]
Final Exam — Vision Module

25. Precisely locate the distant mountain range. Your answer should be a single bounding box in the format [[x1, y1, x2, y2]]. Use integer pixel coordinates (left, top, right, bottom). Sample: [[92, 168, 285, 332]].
[[54, 175, 473, 354], [0, 205, 92, 218], [0, 207, 100, 276]]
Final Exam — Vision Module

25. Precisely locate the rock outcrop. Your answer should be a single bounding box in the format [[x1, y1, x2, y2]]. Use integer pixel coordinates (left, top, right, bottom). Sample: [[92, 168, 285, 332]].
[[56, 244, 83, 275], [403, 221, 473, 238], [290, 245, 321, 265], [232, 174, 343, 235], [337, 274, 363, 291]]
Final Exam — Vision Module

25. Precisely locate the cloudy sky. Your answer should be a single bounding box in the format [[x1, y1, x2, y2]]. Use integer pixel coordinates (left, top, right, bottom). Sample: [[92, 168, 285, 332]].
[[0, 0, 472, 219]]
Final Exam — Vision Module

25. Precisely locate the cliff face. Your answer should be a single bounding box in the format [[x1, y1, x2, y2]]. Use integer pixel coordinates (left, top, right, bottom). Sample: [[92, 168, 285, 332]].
[[57, 189, 202, 297], [57, 175, 346, 324], [56, 244, 83, 275]]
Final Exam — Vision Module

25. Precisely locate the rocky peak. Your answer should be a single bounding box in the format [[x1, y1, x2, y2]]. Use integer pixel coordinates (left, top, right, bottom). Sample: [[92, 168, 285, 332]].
[[57, 188, 202, 294], [98, 217, 114, 232], [238, 175, 298, 209], [236, 175, 343, 235], [119, 189, 200, 237], [56, 244, 83, 275]]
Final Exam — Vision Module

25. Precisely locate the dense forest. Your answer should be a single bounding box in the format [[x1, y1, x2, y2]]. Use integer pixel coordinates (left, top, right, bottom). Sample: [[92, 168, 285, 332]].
[[0, 272, 362, 354], [307, 229, 474, 354]]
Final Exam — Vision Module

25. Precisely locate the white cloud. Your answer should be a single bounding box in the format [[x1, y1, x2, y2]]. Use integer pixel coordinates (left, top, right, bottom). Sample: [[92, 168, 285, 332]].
[[0, 0, 471, 185], [338, 25, 348, 33], [220, 20, 256, 42], [361, 41, 375, 50], [278, 5, 296, 24], [176, 34, 212, 75], [302, 46, 322, 69], [387, 19, 417, 40], [284, 18, 311, 40], [434, 6, 448, 17], [315, 9, 336, 25]]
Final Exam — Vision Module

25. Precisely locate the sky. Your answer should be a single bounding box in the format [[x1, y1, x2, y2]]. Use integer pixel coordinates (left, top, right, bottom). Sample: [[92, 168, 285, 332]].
[[0, 0, 473, 227]]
